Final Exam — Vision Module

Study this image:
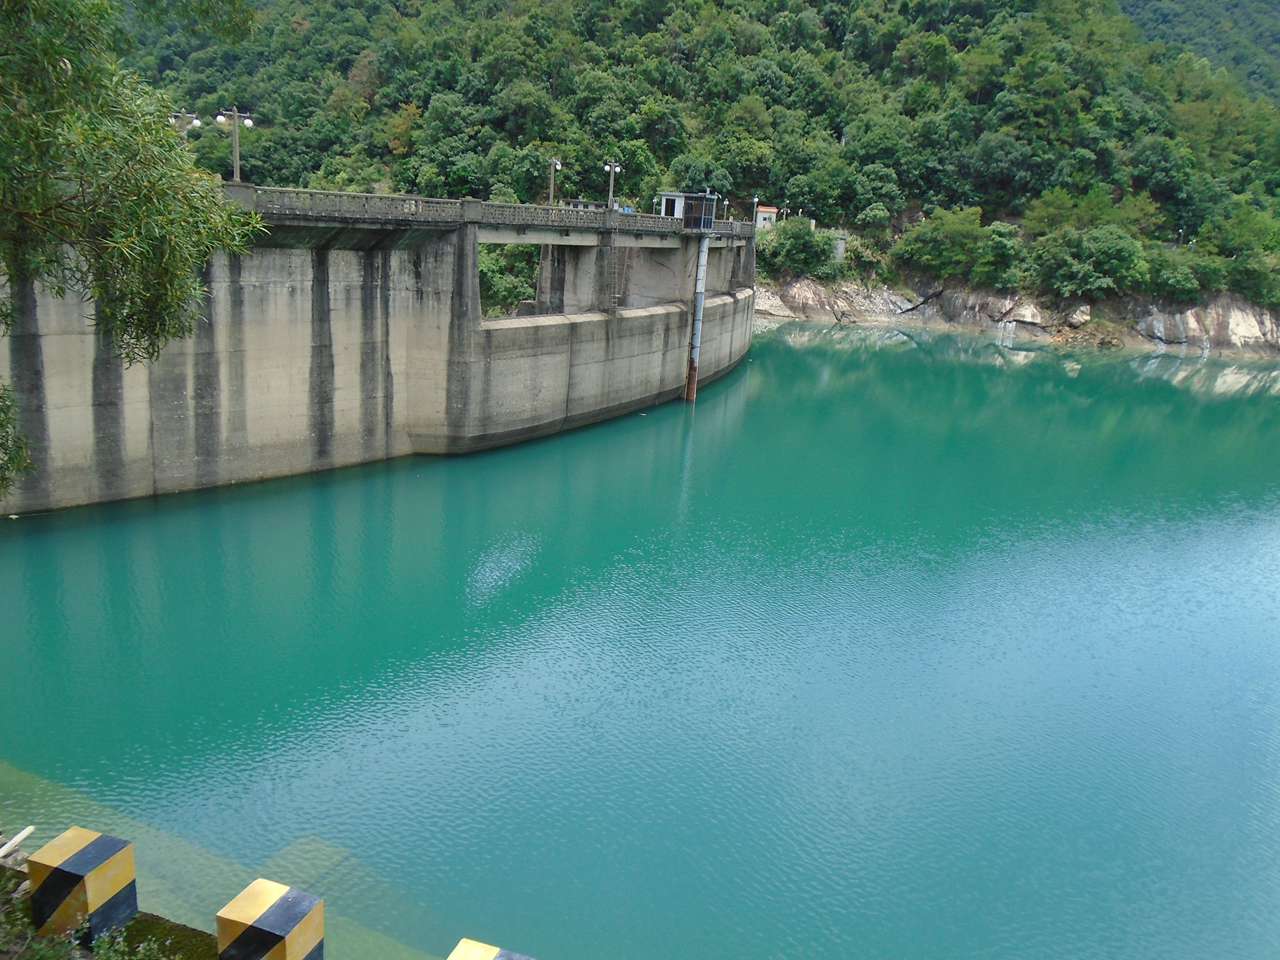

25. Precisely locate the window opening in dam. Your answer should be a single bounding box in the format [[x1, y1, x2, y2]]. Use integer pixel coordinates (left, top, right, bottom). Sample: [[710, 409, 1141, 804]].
[[477, 242, 541, 318]]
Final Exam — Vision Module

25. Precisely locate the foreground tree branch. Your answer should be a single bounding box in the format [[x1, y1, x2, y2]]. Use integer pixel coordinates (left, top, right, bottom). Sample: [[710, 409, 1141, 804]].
[[0, 0, 263, 496]]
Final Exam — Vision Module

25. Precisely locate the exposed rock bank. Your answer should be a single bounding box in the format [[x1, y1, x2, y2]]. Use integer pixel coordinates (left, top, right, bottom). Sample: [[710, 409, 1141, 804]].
[[755, 278, 1280, 358]]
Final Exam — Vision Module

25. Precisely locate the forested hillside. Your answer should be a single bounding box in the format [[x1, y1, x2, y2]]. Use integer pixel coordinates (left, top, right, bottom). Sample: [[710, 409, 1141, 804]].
[[1120, 0, 1280, 99], [129, 0, 1280, 307]]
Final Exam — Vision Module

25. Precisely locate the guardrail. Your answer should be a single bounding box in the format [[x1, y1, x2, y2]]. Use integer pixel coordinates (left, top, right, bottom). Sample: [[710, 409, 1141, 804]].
[[249, 187, 464, 223], [233, 185, 753, 238], [478, 200, 609, 231]]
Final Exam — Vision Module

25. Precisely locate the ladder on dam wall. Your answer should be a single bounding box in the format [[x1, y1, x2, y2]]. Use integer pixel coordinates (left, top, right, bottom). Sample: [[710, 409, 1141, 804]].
[[608, 240, 628, 315]]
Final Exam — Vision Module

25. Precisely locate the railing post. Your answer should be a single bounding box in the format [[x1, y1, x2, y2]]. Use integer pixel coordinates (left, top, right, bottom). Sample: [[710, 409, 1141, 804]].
[[222, 182, 257, 212], [217, 879, 323, 960], [27, 827, 138, 945]]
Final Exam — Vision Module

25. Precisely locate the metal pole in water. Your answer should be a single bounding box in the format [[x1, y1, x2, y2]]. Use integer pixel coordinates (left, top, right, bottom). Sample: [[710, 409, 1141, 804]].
[[685, 232, 710, 403]]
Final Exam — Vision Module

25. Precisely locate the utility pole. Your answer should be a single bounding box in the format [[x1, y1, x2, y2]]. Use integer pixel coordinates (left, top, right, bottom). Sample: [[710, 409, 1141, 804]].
[[216, 107, 254, 182], [548, 158, 562, 205], [603, 161, 621, 210]]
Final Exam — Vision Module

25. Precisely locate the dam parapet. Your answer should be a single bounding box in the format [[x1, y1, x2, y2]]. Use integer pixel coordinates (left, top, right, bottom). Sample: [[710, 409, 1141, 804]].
[[0, 186, 755, 514]]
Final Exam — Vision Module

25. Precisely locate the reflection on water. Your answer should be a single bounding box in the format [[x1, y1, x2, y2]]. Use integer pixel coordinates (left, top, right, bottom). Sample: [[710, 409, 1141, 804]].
[[468, 534, 541, 607], [4, 324, 1280, 960]]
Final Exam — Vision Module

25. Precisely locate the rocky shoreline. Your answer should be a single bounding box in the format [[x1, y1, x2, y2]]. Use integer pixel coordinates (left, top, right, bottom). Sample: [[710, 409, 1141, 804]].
[[754, 278, 1280, 358]]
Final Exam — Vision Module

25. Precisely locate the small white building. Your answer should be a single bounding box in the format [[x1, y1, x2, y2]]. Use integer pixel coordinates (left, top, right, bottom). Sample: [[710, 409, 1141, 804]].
[[755, 205, 778, 231], [656, 192, 687, 219], [655, 192, 720, 229]]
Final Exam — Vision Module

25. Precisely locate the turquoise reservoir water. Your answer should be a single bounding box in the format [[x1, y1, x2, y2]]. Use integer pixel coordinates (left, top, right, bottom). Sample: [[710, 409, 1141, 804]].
[[5, 326, 1280, 959]]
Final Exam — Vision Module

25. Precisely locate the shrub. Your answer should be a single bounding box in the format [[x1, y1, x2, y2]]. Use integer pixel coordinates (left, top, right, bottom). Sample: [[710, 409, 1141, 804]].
[[1189, 250, 1230, 293], [844, 233, 890, 280], [477, 243, 539, 315], [0, 874, 180, 959], [855, 202, 892, 230], [892, 206, 988, 279], [0, 385, 31, 497], [1143, 243, 1202, 301], [1226, 250, 1280, 307], [757, 218, 838, 280], [970, 221, 1025, 290], [893, 208, 1027, 289], [1029, 226, 1149, 299]]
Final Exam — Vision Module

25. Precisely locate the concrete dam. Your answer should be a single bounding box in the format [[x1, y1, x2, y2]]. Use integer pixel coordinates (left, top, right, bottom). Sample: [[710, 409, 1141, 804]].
[[1, 186, 756, 514]]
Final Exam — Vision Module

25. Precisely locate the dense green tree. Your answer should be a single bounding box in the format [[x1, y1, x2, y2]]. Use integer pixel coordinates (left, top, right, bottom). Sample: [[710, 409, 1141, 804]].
[[1143, 242, 1203, 302], [893, 207, 991, 281], [1121, 0, 1280, 98], [1029, 226, 1150, 298], [757, 218, 839, 280], [0, 0, 262, 494], [478, 243, 540, 314], [111, 0, 1280, 305], [970, 222, 1026, 290]]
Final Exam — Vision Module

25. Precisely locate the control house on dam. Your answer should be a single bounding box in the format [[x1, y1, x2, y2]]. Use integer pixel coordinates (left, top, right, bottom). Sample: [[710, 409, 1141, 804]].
[[1, 186, 756, 514]]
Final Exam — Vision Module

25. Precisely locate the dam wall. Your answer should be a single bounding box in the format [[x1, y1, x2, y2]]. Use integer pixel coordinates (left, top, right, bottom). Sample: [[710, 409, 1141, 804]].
[[1, 189, 755, 514]]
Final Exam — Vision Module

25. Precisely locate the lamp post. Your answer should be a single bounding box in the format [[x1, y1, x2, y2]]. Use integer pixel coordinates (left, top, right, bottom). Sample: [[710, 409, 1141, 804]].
[[603, 161, 621, 210], [752, 194, 760, 227], [548, 158, 562, 205], [169, 112, 202, 136], [215, 107, 254, 182]]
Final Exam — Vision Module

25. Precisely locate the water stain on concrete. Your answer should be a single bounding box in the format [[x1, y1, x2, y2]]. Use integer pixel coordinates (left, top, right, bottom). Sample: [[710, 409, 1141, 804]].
[[310, 248, 335, 464]]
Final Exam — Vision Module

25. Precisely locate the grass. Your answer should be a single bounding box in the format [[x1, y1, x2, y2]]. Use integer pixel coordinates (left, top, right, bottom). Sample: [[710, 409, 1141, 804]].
[[1, 871, 216, 960]]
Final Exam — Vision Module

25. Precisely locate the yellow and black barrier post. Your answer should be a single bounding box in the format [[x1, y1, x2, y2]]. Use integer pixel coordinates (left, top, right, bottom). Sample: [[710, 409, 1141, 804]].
[[27, 826, 138, 944], [447, 937, 538, 960], [216, 878, 324, 960]]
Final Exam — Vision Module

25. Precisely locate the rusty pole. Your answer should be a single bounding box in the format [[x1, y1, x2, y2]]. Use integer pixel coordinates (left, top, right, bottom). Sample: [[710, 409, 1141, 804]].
[[684, 232, 710, 402]]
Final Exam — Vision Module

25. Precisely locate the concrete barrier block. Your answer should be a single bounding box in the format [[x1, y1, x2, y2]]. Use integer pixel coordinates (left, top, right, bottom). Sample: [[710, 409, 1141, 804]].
[[27, 825, 137, 943], [217, 878, 324, 960], [447, 937, 537, 960]]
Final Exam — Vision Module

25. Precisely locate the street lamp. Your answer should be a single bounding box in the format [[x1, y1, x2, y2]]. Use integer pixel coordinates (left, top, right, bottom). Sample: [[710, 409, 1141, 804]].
[[548, 158, 562, 205], [215, 107, 254, 182], [603, 161, 622, 210], [169, 112, 202, 136], [752, 194, 760, 226]]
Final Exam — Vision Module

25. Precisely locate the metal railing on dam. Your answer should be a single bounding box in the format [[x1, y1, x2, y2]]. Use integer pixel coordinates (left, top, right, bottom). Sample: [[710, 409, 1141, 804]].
[[229, 184, 754, 239]]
